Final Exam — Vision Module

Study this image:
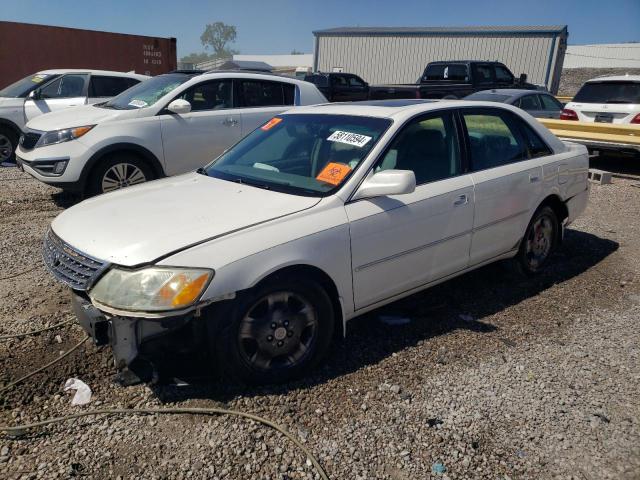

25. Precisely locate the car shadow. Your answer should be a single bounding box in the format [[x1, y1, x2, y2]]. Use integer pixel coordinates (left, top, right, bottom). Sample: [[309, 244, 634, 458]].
[[51, 190, 82, 209], [149, 228, 618, 403]]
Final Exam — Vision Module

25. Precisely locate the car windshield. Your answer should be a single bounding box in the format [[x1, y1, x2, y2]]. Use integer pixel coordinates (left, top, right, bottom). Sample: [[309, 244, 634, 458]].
[[573, 81, 640, 104], [205, 114, 392, 197], [465, 93, 511, 102], [0, 73, 60, 98], [102, 74, 190, 110]]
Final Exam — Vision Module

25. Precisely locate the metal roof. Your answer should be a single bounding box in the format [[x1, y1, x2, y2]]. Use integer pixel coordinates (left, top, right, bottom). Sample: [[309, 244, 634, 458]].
[[313, 25, 567, 36]]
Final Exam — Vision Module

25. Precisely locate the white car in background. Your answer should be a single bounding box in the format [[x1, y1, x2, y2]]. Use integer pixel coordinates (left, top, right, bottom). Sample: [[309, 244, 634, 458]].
[[562, 75, 640, 124], [43, 100, 589, 385], [0, 69, 148, 165], [16, 71, 327, 195]]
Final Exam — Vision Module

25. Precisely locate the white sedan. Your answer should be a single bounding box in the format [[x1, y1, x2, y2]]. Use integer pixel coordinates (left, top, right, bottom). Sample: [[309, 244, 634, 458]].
[[44, 100, 589, 385]]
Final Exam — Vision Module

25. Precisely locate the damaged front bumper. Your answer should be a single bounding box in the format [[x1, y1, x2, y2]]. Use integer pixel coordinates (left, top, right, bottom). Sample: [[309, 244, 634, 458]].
[[71, 292, 197, 383]]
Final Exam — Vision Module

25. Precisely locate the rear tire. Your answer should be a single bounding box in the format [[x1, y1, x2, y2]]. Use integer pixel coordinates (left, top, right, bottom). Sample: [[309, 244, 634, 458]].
[[212, 277, 335, 385], [0, 126, 18, 165], [86, 153, 154, 197], [515, 206, 559, 275]]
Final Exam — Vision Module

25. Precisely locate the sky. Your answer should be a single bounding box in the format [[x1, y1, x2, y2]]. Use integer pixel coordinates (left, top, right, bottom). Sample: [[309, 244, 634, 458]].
[[1, 0, 639, 58]]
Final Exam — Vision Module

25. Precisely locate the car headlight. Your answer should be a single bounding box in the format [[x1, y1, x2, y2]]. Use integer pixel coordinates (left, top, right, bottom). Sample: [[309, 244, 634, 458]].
[[89, 267, 213, 312], [35, 125, 95, 148]]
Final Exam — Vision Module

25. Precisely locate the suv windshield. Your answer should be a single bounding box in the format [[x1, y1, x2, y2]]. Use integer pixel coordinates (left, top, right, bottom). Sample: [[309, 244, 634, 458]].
[[102, 74, 191, 110], [0, 73, 60, 98], [573, 81, 640, 104], [205, 114, 392, 196]]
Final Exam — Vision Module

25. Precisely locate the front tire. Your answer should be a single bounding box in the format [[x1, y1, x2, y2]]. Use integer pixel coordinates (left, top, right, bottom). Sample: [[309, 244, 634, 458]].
[[515, 206, 558, 275], [0, 126, 18, 165], [86, 153, 154, 196], [213, 277, 335, 385]]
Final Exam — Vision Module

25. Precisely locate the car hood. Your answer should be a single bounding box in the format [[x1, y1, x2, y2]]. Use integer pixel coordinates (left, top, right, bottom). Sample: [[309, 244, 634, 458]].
[[25, 104, 138, 131], [51, 173, 321, 267]]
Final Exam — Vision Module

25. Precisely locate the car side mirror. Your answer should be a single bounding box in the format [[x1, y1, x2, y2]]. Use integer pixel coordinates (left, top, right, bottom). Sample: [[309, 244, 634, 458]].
[[167, 99, 191, 115], [28, 89, 41, 100], [519, 73, 527, 84], [352, 169, 416, 200]]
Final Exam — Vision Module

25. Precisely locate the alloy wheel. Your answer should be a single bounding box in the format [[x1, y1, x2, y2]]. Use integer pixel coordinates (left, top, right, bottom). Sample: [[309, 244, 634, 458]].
[[101, 162, 147, 193], [524, 213, 554, 270], [237, 291, 318, 371]]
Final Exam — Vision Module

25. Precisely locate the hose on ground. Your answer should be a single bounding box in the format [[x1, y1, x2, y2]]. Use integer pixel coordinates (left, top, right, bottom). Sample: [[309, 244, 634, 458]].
[[0, 336, 89, 393], [0, 334, 330, 478], [0, 407, 330, 479], [0, 318, 74, 340], [0, 265, 40, 281]]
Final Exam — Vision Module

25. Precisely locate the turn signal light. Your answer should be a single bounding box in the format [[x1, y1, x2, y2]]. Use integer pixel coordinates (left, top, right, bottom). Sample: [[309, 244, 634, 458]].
[[560, 109, 579, 121]]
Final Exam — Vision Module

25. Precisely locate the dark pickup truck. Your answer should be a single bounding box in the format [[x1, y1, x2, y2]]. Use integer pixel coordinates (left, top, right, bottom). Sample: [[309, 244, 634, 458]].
[[369, 61, 537, 100], [304, 72, 370, 102]]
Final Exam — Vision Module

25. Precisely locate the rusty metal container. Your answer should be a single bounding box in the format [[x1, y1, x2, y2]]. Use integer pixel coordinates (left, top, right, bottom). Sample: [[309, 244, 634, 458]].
[[0, 21, 177, 88]]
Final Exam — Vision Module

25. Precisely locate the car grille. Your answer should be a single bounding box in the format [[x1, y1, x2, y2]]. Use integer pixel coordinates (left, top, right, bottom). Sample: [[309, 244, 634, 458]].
[[20, 132, 42, 150], [42, 229, 108, 291]]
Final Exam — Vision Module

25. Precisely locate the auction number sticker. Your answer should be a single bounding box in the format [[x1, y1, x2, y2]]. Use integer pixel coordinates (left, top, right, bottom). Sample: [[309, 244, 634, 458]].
[[316, 162, 352, 186], [327, 130, 372, 148]]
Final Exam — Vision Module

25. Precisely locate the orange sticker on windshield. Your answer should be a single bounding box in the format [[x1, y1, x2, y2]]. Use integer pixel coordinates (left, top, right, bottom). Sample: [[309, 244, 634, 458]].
[[261, 117, 282, 131], [316, 162, 352, 186]]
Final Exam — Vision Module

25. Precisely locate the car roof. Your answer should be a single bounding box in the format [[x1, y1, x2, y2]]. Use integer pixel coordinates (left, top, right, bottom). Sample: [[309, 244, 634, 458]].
[[473, 89, 549, 97], [38, 69, 149, 79], [285, 99, 528, 119], [185, 70, 309, 85], [586, 75, 640, 83]]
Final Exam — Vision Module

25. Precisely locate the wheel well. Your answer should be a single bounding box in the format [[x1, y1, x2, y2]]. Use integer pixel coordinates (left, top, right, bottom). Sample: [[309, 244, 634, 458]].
[[256, 264, 345, 338], [0, 120, 21, 139], [539, 194, 568, 224]]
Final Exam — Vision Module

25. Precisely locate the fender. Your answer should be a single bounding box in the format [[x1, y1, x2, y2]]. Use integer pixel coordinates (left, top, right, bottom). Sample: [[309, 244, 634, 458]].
[[79, 142, 166, 191]]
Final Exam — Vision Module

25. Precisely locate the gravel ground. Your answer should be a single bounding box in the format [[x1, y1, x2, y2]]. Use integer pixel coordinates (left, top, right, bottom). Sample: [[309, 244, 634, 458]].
[[1, 160, 639, 480]]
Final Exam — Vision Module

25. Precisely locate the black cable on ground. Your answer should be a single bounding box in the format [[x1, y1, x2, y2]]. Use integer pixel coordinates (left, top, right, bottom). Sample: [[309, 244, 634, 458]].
[[0, 407, 330, 479], [0, 319, 74, 340], [0, 336, 88, 393], [0, 265, 40, 281]]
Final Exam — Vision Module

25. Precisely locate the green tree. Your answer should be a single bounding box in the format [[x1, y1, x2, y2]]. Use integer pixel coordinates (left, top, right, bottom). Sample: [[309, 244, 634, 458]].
[[200, 22, 238, 58], [180, 52, 213, 64]]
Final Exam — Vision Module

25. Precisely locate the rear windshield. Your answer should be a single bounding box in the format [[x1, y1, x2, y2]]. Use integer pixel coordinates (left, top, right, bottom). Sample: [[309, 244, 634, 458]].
[[0, 73, 60, 98], [304, 75, 328, 87], [465, 92, 511, 103], [101, 74, 190, 110], [422, 64, 469, 82], [573, 81, 640, 104]]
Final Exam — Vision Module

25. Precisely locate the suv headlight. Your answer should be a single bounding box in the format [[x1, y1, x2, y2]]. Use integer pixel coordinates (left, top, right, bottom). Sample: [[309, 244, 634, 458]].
[[89, 267, 213, 312], [35, 125, 95, 148]]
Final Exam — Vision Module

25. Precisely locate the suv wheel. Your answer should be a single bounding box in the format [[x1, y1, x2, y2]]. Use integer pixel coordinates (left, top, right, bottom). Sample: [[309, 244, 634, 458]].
[[515, 206, 558, 275], [0, 127, 18, 165], [213, 277, 335, 385], [87, 153, 154, 196]]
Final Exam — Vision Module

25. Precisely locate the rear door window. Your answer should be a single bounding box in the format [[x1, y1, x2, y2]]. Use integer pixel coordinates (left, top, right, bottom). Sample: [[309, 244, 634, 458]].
[[573, 81, 640, 104], [462, 109, 528, 170], [423, 64, 468, 81], [239, 80, 295, 107], [518, 94, 541, 110], [89, 76, 139, 97]]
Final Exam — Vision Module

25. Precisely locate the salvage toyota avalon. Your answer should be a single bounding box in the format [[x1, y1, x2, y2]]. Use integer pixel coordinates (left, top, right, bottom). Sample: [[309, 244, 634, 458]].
[[43, 100, 589, 385]]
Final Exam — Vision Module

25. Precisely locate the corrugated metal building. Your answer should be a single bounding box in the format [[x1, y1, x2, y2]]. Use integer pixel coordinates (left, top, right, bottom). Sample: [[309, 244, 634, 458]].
[[313, 26, 568, 93], [563, 43, 640, 69]]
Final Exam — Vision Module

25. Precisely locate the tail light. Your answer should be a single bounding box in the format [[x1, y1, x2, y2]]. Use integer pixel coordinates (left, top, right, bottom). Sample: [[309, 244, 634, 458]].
[[631, 113, 640, 124], [560, 109, 579, 121]]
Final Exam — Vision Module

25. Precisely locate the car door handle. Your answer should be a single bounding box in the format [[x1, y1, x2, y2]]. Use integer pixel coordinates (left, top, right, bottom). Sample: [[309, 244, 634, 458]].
[[453, 194, 468, 206], [529, 174, 541, 183], [222, 118, 238, 127]]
